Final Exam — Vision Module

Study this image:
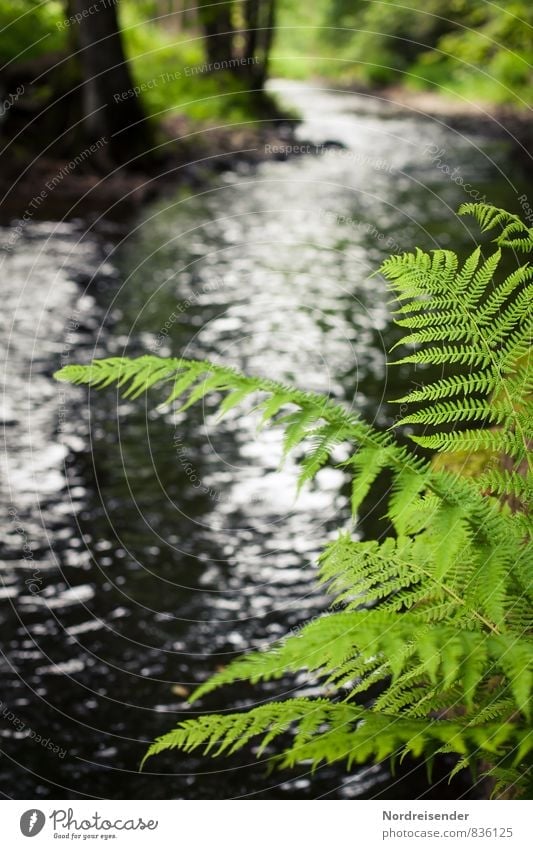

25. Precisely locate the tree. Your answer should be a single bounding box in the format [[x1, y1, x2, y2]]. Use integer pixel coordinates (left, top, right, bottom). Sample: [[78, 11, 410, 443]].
[[197, 0, 235, 66], [71, 0, 153, 165], [197, 0, 276, 89], [243, 0, 277, 88]]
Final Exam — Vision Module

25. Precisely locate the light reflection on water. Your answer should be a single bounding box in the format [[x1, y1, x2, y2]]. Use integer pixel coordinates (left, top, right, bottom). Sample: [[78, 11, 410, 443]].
[[0, 82, 521, 798]]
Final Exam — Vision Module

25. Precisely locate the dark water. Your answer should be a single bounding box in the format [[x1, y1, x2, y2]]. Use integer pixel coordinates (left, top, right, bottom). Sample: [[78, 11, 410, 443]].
[[0, 82, 526, 799]]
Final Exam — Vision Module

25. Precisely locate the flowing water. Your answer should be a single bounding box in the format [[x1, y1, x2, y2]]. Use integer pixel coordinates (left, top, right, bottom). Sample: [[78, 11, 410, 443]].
[[0, 82, 525, 799]]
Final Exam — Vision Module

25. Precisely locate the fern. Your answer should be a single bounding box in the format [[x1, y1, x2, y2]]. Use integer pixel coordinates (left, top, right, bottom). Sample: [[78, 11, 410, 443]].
[[141, 698, 532, 774], [383, 207, 532, 471], [55, 203, 532, 796], [458, 203, 533, 252]]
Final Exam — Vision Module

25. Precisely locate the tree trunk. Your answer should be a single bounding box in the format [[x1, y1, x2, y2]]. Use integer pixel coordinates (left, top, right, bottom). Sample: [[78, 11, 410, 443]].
[[197, 0, 235, 65], [243, 0, 276, 89], [244, 0, 260, 61], [255, 0, 276, 88], [72, 0, 152, 165]]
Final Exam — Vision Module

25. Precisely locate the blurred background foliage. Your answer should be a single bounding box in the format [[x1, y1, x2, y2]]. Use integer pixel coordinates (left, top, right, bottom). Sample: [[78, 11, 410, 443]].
[[0, 1, 530, 112], [0, 1, 530, 165], [273, 0, 532, 105]]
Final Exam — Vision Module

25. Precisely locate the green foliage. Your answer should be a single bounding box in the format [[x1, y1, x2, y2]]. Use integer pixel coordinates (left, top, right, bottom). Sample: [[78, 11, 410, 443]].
[[382, 206, 532, 466], [421, 1, 533, 106], [139, 698, 532, 774], [55, 203, 533, 795], [121, 2, 278, 124], [0, 1, 276, 126], [0, 1, 65, 63], [273, 0, 532, 106], [121, 7, 237, 123]]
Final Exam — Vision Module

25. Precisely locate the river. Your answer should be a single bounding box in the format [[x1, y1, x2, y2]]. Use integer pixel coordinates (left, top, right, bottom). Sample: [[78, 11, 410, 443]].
[[0, 81, 525, 799]]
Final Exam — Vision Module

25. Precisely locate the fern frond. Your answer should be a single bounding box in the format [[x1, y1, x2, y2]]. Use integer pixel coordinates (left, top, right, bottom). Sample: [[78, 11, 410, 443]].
[[140, 698, 351, 767], [141, 694, 532, 777], [396, 399, 509, 427], [347, 445, 393, 514], [391, 345, 495, 368], [459, 202, 533, 251], [478, 469, 533, 502], [382, 224, 532, 474], [190, 611, 366, 701], [277, 711, 532, 772], [395, 371, 497, 404], [411, 429, 525, 458], [188, 597, 532, 721]]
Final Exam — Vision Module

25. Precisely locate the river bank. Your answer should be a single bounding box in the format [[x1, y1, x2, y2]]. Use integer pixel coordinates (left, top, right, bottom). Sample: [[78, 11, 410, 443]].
[[331, 80, 532, 172], [3, 77, 530, 231], [0, 113, 299, 227]]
